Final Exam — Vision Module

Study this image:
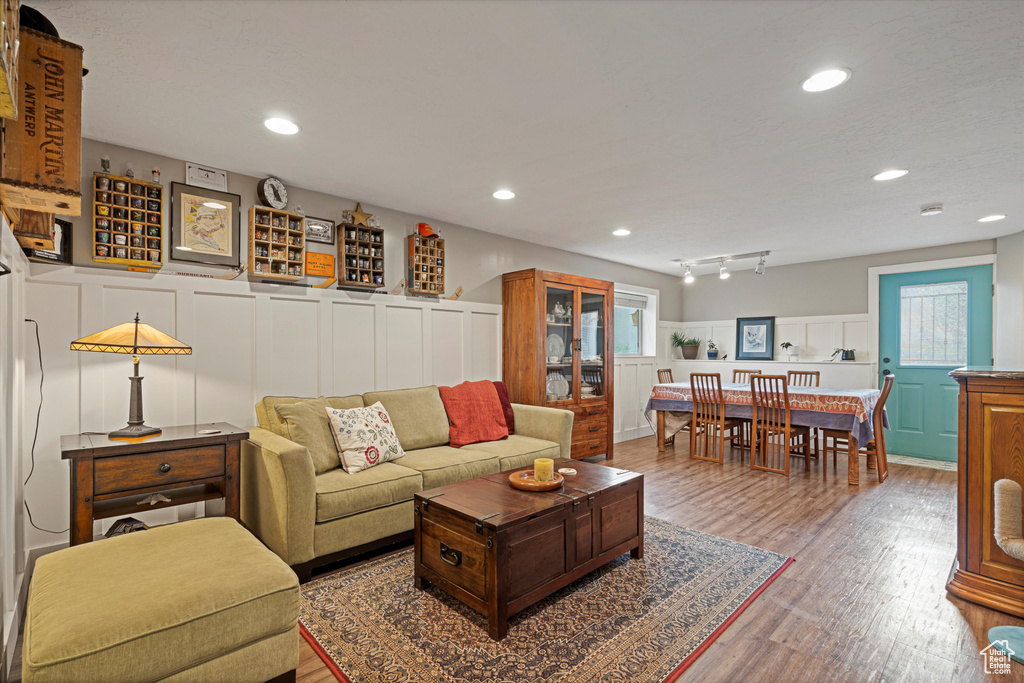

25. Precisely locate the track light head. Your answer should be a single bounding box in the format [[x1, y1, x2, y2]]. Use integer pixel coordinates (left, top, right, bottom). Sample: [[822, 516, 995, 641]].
[[719, 262, 730, 280], [683, 265, 694, 284]]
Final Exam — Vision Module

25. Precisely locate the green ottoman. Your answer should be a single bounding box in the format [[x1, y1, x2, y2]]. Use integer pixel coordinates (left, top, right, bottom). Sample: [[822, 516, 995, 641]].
[[22, 517, 299, 683]]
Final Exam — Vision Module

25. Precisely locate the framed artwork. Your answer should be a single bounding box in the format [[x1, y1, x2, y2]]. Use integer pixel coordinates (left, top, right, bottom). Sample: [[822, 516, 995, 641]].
[[305, 216, 335, 244], [735, 316, 775, 360], [170, 182, 241, 266]]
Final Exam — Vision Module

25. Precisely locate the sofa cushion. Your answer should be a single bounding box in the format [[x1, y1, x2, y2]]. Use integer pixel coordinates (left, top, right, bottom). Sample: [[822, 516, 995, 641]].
[[256, 395, 364, 436], [462, 434, 561, 471], [327, 395, 365, 411], [494, 381, 516, 434], [439, 380, 509, 448], [22, 518, 298, 683], [393, 446, 501, 489], [326, 402, 405, 474], [274, 399, 339, 475], [315, 462, 423, 523], [362, 386, 450, 450]]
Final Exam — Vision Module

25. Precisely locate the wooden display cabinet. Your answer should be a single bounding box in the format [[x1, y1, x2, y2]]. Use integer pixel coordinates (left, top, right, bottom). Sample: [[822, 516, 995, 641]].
[[249, 206, 305, 280], [339, 221, 384, 288], [501, 269, 614, 459], [91, 173, 164, 268], [407, 234, 444, 295], [947, 368, 1024, 617]]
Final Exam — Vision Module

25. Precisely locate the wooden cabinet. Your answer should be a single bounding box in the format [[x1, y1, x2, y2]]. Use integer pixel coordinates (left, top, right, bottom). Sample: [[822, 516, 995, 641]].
[[407, 233, 445, 295], [249, 206, 305, 280], [91, 174, 164, 267], [947, 368, 1024, 616], [339, 222, 384, 288], [502, 269, 614, 459]]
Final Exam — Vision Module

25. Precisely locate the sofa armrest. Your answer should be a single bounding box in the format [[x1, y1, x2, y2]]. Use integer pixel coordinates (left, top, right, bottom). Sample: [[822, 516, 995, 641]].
[[240, 427, 316, 566], [511, 404, 574, 459]]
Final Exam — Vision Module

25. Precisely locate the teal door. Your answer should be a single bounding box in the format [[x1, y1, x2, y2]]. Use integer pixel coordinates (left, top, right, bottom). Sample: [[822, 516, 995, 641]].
[[879, 265, 992, 461]]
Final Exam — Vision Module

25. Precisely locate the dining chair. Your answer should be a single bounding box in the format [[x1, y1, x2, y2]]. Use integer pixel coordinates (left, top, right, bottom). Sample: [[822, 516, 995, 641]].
[[657, 368, 674, 384], [731, 369, 760, 449], [689, 373, 744, 464], [732, 369, 761, 384], [750, 375, 811, 475], [822, 374, 893, 482], [786, 370, 821, 458]]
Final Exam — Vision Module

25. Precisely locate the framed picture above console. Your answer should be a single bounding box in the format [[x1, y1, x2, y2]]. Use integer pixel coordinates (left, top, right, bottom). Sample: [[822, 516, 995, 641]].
[[735, 316, 775, 360]]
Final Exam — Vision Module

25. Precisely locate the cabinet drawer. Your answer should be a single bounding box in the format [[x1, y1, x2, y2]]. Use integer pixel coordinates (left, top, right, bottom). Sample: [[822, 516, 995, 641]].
[[94, 446, 226, 495], [572, 436, 607, 459], [573, 420, 607, 443], [570, 403, 607, 422], [420, 520, 488, 599]]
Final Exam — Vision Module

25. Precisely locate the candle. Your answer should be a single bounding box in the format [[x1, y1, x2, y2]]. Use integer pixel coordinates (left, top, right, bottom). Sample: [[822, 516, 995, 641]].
[[534, 458, 554, 482]]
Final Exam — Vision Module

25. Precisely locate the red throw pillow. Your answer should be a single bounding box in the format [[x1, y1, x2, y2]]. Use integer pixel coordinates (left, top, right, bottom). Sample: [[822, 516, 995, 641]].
[[493, 381, 515, 434], [439, 380, 509, 448]]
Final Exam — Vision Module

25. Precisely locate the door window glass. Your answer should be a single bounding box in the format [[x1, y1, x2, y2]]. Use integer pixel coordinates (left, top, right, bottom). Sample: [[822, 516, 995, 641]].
[[899, 281, 968, 366]]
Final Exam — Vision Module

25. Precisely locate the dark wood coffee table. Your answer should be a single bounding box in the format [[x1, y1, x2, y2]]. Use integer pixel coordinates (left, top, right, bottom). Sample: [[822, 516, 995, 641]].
[[413, 458, 643, 640]]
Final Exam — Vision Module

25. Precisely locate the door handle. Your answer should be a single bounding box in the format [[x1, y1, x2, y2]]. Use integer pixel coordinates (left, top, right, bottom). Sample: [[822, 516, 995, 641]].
[[882, 369, 891, 376], [439, 542, 462, 567]]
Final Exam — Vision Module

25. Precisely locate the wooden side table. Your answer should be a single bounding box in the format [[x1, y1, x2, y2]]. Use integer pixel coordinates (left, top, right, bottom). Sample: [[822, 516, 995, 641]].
[[60, 423, 248, 545]]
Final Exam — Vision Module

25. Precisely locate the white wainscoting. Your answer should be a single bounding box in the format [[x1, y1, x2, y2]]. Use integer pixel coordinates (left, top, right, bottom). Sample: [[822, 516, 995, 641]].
[[0, 221, 28, 678], [613, 357, 658, 443], [21, 265, 503, 552]]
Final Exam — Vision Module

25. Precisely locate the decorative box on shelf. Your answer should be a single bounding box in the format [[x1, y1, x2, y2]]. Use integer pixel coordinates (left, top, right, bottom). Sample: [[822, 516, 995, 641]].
[[91, 173, 164, 267], [338, 220, 384, 288], [249, 206, 305, 280], [406, 234, 444, 296]]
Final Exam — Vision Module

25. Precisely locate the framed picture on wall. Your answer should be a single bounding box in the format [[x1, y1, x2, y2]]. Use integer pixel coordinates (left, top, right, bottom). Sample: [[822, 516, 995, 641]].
[[736, 316, 775, 360], [170, 182, 241, 266], [305, 216, 335, 244]]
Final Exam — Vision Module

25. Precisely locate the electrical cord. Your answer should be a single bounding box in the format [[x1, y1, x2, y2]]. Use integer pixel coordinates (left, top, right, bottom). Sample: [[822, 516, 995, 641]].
[[23, 318, 69, 535]]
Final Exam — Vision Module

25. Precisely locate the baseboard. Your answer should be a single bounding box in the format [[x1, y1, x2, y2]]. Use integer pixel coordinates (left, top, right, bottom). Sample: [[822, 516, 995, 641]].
[[614, 426, 654, 444]]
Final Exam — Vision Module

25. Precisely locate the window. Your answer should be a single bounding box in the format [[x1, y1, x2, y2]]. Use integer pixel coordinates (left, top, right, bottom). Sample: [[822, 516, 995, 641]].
[[900, 281, 968, 366], [614, 292, 647, 355]]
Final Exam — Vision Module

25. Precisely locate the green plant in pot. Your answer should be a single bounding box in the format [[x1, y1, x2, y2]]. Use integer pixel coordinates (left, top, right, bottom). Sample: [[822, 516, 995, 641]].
[[707, 340, 720, 360], [671, 333, 701, 360]]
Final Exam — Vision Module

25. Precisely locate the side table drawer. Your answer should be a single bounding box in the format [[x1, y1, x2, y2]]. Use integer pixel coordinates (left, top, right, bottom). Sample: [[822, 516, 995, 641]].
[[94, 446, 226, 495]]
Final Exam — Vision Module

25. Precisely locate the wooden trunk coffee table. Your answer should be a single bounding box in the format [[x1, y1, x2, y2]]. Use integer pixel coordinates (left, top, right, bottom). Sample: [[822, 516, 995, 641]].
[[413, 458, 643, 640]]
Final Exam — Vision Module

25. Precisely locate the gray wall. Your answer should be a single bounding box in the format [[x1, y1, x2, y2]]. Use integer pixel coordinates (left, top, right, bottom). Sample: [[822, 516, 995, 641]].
[[680, 239, 997, 320], [996, 231, 1024, 366], [72, 139, 683, 318]]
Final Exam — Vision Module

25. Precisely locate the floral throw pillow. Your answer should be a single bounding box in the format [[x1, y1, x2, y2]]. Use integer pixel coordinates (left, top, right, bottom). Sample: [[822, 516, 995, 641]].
[[326, 402, 404, 474]]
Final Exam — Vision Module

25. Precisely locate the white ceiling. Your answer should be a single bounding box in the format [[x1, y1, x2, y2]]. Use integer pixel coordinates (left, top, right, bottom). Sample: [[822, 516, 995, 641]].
[[40, 0, 1024, 275]]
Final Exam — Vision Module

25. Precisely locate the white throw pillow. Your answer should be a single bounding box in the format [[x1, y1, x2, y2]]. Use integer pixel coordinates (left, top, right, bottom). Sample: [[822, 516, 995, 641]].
[[326, 402, 404, 474]]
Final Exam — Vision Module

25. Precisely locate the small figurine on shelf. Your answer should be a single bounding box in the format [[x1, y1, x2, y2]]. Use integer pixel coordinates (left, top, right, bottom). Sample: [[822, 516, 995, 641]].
[[125, 164, 135, 179], [100, 156, 111, 173], [152, 168, 160, 183]]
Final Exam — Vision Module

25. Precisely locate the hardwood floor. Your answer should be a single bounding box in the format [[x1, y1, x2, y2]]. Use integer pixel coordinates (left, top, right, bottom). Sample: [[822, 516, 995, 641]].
[[298, 436, 1024, 682]]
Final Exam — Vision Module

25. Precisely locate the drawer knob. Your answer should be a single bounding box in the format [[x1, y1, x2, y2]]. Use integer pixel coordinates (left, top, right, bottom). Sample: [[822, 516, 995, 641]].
[[590, 444, 600, 450], [589, 426, 600, 432], [588, 410, 599, 416], [158, 463, 171, 473], [439, 542, 462, 567]]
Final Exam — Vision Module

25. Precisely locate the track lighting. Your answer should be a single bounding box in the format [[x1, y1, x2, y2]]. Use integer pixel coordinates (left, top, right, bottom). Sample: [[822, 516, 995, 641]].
[[719, 262, 730, 280], [755, 255, 766, 275], [683, 265, 694, 284]]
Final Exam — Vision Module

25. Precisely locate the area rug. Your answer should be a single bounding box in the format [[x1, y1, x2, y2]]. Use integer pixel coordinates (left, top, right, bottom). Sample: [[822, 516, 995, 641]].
[[300, 516, 793, 683]]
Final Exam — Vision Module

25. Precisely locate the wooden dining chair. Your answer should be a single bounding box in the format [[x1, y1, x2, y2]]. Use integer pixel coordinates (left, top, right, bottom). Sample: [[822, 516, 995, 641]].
[[786, 370, 821, 458], [657, 368, 674, 384], [732, 369, 761, 384], [690, 373, 744, 464], [750, 375, 811, 476], [822, 374, 893, 483]]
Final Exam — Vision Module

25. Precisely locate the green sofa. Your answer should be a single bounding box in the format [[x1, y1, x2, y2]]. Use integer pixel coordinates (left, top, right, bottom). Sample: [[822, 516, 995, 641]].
[[241, 385, 573, 580]]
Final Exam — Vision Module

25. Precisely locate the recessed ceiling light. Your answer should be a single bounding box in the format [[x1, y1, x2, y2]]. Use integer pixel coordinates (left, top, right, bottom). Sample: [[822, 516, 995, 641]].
[[202, 201, 227, 210], [612, 228, 630, 236], [801, 68, 851, 92], [872, 169, 909, 181], [492, 189, 515, 200], [978, 214, 1007, 222], [920, 205, 943, 216], [264, 117, 300, 135]]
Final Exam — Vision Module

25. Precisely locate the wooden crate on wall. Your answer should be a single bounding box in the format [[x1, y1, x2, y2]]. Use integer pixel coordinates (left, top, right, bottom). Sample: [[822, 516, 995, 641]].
[[91, 173, 164, 267], [339, 221, 383, 288], [249, 206, 305, 280], [0, 27, 82, 215], [406, 234, 444, 296]]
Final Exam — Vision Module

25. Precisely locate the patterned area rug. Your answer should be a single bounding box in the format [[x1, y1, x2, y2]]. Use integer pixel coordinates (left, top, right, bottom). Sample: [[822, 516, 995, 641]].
[[301, 516, 792, 683]]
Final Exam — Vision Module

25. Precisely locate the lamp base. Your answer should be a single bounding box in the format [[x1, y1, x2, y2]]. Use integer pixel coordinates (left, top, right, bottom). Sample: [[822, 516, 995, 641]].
[[109, 423, 162, 439]]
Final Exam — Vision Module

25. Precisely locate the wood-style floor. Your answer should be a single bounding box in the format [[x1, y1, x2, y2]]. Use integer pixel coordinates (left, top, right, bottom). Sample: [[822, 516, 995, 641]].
[[297, 436, 1024, 683]]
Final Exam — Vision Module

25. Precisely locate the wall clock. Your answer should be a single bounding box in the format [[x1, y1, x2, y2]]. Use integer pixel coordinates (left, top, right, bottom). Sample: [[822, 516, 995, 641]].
[[257, 177, 288, 210]]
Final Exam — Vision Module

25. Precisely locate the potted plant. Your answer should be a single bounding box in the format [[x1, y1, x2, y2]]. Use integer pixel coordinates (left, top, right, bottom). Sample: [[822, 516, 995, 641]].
[[780, 341, 799, 359], [671, 332, 701, 360], [706, 341, 720, 360], [830, 347, 856, 361]]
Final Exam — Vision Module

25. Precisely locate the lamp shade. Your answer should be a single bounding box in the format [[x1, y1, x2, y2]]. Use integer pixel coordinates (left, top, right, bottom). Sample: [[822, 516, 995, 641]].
[[70, 314, 191, 356]]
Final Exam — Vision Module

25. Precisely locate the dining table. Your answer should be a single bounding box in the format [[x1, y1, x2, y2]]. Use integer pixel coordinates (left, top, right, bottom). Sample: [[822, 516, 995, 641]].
[[645, 382, 887, 485]]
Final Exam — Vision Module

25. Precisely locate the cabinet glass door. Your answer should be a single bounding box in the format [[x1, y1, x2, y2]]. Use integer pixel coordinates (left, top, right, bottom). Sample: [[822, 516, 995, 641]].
[[579, 289, 607, 399], [544, 285, 574, 403]]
